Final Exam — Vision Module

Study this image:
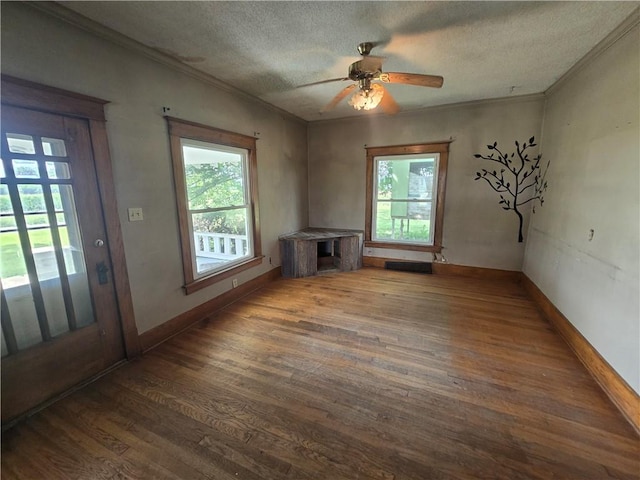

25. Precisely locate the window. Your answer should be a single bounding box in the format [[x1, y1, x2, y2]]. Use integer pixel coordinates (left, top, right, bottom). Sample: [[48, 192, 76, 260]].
[[167, 117, 262, 294], [365, 142, 449, 252]]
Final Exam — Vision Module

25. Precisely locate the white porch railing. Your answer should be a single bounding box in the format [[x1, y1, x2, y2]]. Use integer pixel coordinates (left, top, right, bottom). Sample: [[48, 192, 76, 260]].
[[194, 231, 248, 260]]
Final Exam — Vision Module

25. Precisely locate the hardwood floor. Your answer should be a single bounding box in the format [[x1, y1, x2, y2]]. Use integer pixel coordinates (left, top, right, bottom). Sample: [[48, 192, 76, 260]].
[[2, 268, 638, 479]]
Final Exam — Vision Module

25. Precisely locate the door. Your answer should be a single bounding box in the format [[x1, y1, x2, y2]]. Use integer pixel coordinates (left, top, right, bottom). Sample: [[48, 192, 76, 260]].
[[1, 105, 125, 422]]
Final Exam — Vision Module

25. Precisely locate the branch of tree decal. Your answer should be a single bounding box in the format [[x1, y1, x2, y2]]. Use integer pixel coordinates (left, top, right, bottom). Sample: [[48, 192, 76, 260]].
[[473, 136, 549, 242]]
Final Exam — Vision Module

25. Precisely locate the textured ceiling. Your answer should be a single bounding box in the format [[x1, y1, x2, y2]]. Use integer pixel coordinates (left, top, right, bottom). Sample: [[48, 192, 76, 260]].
[[58, 1, 638, 122]]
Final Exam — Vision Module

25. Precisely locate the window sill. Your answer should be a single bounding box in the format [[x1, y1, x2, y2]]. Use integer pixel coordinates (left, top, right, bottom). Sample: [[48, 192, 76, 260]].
[[364, 241, 442, 253], [183, 256, 264, 295]]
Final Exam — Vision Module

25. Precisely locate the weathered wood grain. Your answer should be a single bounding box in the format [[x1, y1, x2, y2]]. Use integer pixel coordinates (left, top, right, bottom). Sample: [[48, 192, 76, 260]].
[[280, 229, 362, 278], [2, 268, 638, 479]]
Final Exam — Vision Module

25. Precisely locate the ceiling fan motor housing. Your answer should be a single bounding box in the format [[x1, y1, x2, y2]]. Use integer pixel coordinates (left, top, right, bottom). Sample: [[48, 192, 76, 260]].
[[348, 60, 380, 82]]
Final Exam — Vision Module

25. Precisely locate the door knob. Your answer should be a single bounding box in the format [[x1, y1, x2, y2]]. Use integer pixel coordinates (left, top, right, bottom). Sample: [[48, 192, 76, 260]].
[[94, 239, 105, 247]]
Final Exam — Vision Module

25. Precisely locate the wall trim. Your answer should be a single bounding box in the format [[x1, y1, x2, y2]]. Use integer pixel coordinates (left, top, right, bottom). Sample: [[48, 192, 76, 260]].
[[522, 274, 640, 435], [311, 93, 545, 126], [545, 7, 640, 97], [362, 256, 522, 282], [139, 267, 282, 353]]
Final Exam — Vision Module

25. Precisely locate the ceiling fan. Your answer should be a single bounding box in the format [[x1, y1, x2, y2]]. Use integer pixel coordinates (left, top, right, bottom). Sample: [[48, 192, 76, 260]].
[[300, 42, 444, 115]]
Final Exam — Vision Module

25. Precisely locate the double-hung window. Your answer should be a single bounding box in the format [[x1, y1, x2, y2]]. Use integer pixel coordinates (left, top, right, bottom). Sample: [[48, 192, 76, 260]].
[[167, 118, 261, 294], [365, 142, 449, 252]]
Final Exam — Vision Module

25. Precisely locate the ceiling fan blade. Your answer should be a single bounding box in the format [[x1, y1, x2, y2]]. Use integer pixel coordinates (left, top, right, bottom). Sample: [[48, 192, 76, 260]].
[[321, 84, 357, 112], [380, 72, 444, 88], [297, 77, 349, 88], [379, 85, 400, 115]]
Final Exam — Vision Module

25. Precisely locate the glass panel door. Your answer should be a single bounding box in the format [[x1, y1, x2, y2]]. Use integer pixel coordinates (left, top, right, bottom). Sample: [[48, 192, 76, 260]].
[[1, 103, 125, 424], [1, 133, 96, 352]]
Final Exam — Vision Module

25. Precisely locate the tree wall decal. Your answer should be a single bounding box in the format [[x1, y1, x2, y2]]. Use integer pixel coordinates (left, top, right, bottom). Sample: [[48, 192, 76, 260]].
[[474, 136, 549, 242]]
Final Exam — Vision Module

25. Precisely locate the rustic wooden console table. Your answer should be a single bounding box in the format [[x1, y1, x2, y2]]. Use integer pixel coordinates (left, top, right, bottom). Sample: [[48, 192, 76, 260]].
[[279, 228, 363, 278]]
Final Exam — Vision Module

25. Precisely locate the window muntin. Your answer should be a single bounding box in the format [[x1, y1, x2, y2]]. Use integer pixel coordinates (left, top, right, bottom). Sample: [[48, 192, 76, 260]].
[[180, 139, 253, 278], [365, 142, 449, 253], [373, 154, 439, 245], [166, 117, 261, 294]]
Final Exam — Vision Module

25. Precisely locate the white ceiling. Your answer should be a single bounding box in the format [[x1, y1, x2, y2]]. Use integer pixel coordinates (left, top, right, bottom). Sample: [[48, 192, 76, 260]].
[[58, 1, 638, 122]]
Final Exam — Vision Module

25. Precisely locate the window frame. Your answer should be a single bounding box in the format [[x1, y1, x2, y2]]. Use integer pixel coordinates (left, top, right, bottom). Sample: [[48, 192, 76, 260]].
[[166, 117, 262, 294], [365, 142, 449, 253]]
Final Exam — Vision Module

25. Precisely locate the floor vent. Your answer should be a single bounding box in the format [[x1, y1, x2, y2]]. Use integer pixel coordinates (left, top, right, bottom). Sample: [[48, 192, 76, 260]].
[[384, 261, 433, 274]]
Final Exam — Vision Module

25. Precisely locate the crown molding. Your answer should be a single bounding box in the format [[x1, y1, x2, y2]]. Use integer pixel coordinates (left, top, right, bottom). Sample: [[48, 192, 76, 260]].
[[310, 93, 545, 126], [545, 7, 640, 97], [26, 2, 308, 126]]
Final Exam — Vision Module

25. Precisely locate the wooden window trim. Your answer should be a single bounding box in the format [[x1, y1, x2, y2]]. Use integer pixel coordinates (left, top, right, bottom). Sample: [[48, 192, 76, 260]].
[[365, 142, 449, 253], [165, 117, 262, 295], [0, 74, 141, 358]]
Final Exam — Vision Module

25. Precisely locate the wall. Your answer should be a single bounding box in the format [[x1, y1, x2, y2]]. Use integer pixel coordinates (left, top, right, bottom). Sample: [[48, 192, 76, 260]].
[[1, 3, 309, 334], [308, 96, 545, 270], [523, 22, 639, 393]]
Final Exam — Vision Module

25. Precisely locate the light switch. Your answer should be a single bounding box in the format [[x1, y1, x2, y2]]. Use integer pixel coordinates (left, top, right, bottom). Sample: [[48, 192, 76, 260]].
[[128, 207, 143, 222]]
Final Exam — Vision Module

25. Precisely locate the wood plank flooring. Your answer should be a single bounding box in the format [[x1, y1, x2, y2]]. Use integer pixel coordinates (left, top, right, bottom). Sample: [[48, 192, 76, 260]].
[[2, 268, 638, 479]]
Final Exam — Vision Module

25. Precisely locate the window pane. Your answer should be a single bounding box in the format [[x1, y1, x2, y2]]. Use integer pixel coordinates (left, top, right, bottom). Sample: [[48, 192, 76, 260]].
[[378, 158, 435, 200], [50, 185, 94, 329], [182, 140, 245, 210], [1, 276, 42, 350], [374, 155, 437, 245], [6, 133, 35, 154], [24, 213, 49, 229], [1, 230, 26, 279], [52, 185, 88, 277], [192, 208, 250, 275], [409, 161, 435, 200], [27, 228, 72, 337], [1, 159, 6, 179], [41, 137, 67, 157], [29, 228, 58, 278], [12, 160, 40, 179], [50, 184, 63, 211], [375, 201, 433, 243], [0, 185, 23, 279], [376, 160, 393, 200], [1, 184, 12, 214], [18, 184, 45, 213], [46, 161, 71, 179], [58, 185, 95, 328], [1, 214, 17, 233]]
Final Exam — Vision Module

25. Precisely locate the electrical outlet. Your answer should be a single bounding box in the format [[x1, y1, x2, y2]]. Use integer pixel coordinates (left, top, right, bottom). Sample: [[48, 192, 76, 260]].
[[232, 278, 238, 288], [128, 207, 143, 222]]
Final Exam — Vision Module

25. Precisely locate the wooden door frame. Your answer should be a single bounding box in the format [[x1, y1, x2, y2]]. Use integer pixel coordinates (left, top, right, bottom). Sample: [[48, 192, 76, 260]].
[[1, 75, 140, 359]]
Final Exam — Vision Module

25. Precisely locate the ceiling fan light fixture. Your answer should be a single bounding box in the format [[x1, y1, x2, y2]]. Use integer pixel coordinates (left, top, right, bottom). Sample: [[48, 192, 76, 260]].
[[348, 83, 384, 111]]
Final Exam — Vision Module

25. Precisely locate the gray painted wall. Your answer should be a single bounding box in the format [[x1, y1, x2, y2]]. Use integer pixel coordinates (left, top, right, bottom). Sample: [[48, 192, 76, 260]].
[[308, 97, 545, 270], [523, 24, 640, 393], [1, 3, 309, 334]]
